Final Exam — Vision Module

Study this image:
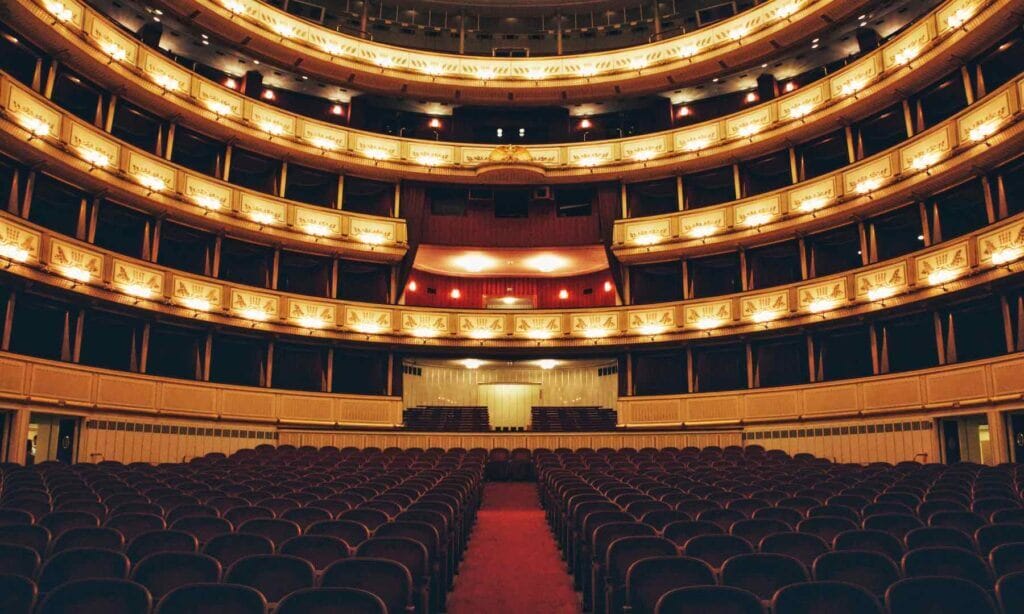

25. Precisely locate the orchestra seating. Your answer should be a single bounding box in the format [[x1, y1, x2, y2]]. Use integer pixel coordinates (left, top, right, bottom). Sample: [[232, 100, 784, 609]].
[[402, 407, 491, 432], [531, 407, 619, 432], [538, 445, 1024, 614]]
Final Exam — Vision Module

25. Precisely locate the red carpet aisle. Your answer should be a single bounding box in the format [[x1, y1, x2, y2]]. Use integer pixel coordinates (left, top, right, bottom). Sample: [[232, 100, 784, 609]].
[[447, 483, 581, 614]]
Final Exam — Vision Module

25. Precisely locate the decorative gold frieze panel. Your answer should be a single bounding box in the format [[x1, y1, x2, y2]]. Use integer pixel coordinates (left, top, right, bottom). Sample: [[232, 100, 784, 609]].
[[345, 306, 392, 334], [286, 298, 337, 329], [48, 239, 102, 283], [741, 290, 790, 324], [915, 241, 971, 285], [171, 275, 223, 312], [239, 193, 288, 227], [685, 300, 733, 330], [797, 278, 848, 313], [627, 307, 677, 335], [401, 311, 450, 337], [458, 314, 507, 339], [112, 259, 164, 299], [0, 217, 40, 263], [854, 262, 909, 301], [571, 313, 620, 338], [977, 219, 1024, 265], [514, 314, 562, 339], [230, 288, 280, 321], [958, 89, 1015, 143], [622, 218, 674, 246]]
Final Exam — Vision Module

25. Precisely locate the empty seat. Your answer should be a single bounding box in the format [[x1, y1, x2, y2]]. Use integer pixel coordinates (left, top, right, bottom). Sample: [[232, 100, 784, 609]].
[[759, 533, 829, 568], [752, 507, 803, 528], [772, 581, 883, 614], [663, 521, 723, 546], [155, 583, 267, 614], [721, 553, 809, 600], [39, 511, 100, 538], [904, 526, 974, 551], [237, 519, 301, 549], [105, 514, 166, 543], [51, 527, 125, 553], [225, 554, 315, 604], [731, 519, 791, 547], [275, 587, 387, 614], [0, 524, 51, 557], [224, 507, 274, 527], [170, 516, 232, 545], [36, 578, 151, 614], [281, 507, 331, 530], [202, 534, 274, 568], [131, 552, 221, 599], [604, 536, 679, 614], [885, 576, 997, 614], [655, 585, 765, 614], [280, 535, 350, 571], [126, 531, 198, 563], [812, 550, 900, 597], [975, 523, 1024, 556], [862, 514, 923, 540], [698, 508, 747, 532], [626, 556, 715, 614], [683, 534, 754, 569], [929, 511, 988, 535], [322, 558, 414, 614], [996, 571, 1024, 614], [901, 546, 992, 590], [0, 544, 40, 579], [0, 573, 37, 614], [990, 542, 1024, 576], [38, 547, 131, 593], [0, 509, 35, 526], [307, 520, 372, 547], [796, 517, 858, 544], [356, 537, 431, 614]]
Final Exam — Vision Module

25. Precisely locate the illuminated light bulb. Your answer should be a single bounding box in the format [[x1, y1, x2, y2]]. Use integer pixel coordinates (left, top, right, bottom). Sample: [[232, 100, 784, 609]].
[[330, 104, 344, 116], [309, 137, 337, 151], [854, 178, 882, 194], [248, 211, 277, 225], [636, 324, 666, 336], [352, 323, 383, 334], [100, 41, 127, 62], [737, 124, 760, 138], [867, 286, 896, 301], [840, 80, 865, 97], [629, 58, 648, 71], [893, 47, 919, 66], [558, 289, 569, 300], [991, 247, 1023, 265], [296, 315, 326, 329], [969, 122, 998, 142], [927, 268, 958, 285], [463, 359, 484, 369], [411, 326, 437, 338], [500, 296, 517, 305], [322, 43, 343, 56], [633, 234, 663, 246], [428, 118, 442, 129], [632, 149, 658, 162], [18, 115, 50, 137], [259, 121, 285, 136], [363, 147, 391, 161], [683, 139, 709, 152], [695, 316, 724, 330], [576, 155, 603, 167], [728, 27, 748, 41], [303, 222, 333, 237], [578, 65, 598, 77], [743, 212, 774, 227], [751, 309, 779, 324], [224, 78, 238, 89], [526, 330, 553, 340], [423, 65, 444, 76], [806, 297, 836, 313], [678, 44, 699, 58], [784, 81, 797, 93], [526, 69, 545, 80], [261, 89, 276, 101], [579, 118, 593, 129], [180, 296, 211, 311], [788, 102, 814, 119], [745, 91, 758, 103], [357, 231, 387, 245], [137, 174, 166, 192], [152, 73, 181, 92], [222, 0, 245, 13], [193, 195, 223, 211], [121, 283, 154, 299], [272, 22, 294, 38], [44, 1, 74, 22], [450, 288, 462, 299], [468, 330, 494, 340], [583, 328, 608, 338], [407, 280, 417, 292], [689, 224, 719, 239], [373, 56, 394, 68], [416, 154, 444, 167], [677, 106, 691, 118], [238, 307, 268, 321], [476, 68, 496, 81], [911, 151, 941, 171], [78, 148, 110, 168], [60, 265, 91, 283], [798, 197, 829, 213], [604, 281, 613, 292], [537, 359, 557, 369], [776, 2, 801, 18], [0, 243, 30, 262], [205, 100, 233, 116], [946, 7, 973, 28]]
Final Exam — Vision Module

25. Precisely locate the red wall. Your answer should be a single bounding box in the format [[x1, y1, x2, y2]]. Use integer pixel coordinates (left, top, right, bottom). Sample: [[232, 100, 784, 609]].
[[404, 269, 618, 309]]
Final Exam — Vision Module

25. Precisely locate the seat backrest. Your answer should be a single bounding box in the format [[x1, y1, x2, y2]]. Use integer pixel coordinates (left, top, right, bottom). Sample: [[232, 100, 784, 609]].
[[990, 542, 1024, 576], [605, 536, 678, 582], [237, 519, 302, 549], [339, 509, 390, 531], [280, 508, 331, 531], [126, 530, 198, 563], [904, 526, 974, 551], [276, 587, 386, 614], [36, 578, 151, 614], [355, 537, 429, 583], [279, 535, 350, 571], [202, 534, 274, 568], [752, 507, 803, 528], [996, 570, 1024, 614], [155, 583, 267, 614], [306, 520, 372, 547], [772, 581, 882, 614], [655, 585, 764, 614], [104, 513, 166, 543], [51, 527, 125, 554], [321, 558, 413, 614], [832, 529, 904, 562], [861, 513, 922, 539], [758, 533, 829, 568], [225, 554, 315, 603], [39, 511, 100, 537], [38, 547, 131, 592], [373, 521, 439, 559], [131, 552, 221, 599], [0, 572, 37, 614], [720, 553, 809, 600], [0, 524, 51, 557], [730, 519, 790, 547], [663, 520, 722, 546], [170, 517, 233, 545], [0, 543, 40, 579], [885, 577, 997, 614], [812, 550, 900, 597], [796, 517, 858, 543], [901, 546, 992, 589], [626, 555, 714, 614], [975, 522, 1024, 555], [683, 534, 755, 569]]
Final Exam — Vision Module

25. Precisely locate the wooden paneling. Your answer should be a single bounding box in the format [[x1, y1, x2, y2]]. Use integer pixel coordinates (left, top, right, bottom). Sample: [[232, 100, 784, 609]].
[[404, 270, 617, 309], [744, 417, 939, 464]]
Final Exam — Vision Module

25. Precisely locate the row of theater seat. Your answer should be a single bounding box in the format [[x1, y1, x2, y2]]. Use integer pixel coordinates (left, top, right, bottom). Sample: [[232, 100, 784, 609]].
[[538, 445, 1024, 613], [402, 407, 491, 432], [0, 445, 484, 613], [530, 407, 619, 432]]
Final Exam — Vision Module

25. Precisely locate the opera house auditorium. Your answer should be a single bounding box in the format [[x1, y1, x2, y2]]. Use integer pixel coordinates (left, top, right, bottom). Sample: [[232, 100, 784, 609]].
[[2, 0, 1024, 611]]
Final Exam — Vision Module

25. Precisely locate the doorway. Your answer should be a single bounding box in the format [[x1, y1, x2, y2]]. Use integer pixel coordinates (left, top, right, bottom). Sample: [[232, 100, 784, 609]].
[[478, 383, 540, 429], [1008, 412, 1024, 463], [27, 413, 79, 465], [939, 414, 991, 464]]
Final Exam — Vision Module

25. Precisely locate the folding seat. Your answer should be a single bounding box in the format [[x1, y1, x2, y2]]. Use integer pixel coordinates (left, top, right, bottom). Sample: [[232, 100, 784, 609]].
[[225, 554, 315, 604], [224, 506, 274, 527], [306, 520, 372, 547], [682, 534, 755, 570], [339, 509, 390, 531], [812, 550, 900, 598], [641, 510, 692, 531], [663, 521, 723, 546], [362, 500, 404, 518], [125, 531, 198, 564], [604, 536, 678, 614], [105, 513, 167, 543], [876, 492, 920, 509], [917, 499, 967, 522], [902, 546, 992, 590], [929, 511, 988, 535], [676, 500, 722, 518], [237, 518, 301, 549], [751, 490, 789, 505], [279, 507, 330, 531], [904, 526, 975, 551], [35, 578, 151, 614], [991, 508, 1024, 524], [279, 535, 350, 571], [322, 558, 413, 614], [39, 511, 100, 538], [832, 529, 905, 562], [861, 513, 923, 540], [574, 511, 636, 585], [165, 504, 217, 525], [778, 497, 820, 515], [752, 507, 803, 528], [655, 585, 765, 614], [588, 522, 658, 613], [373, 521, 444, 609], [38, 547, 131, 593], [356, 537, 431, 614], [307, 500, 350, 519], [698, 509, 747, 532], [276, 587, 386, 614], [0, 509, 35, 526], [0, 573, 37, 614], [155, 583, 267, 614], [720, 553, 808, 600], [796, 517, 857, 544], [728, 519, 789, 548], [51, 526, 125, 554], [625, 556, 714, 614], [806, 504, 859, 523], [758, 533, 829, 568], [862, 502, 914, 518], [885, 576, 997, 614], [255, 498, 299, 518], [772, 581, 882, 614], [131, 552, 221, 599], [2, 499, 52, 521], [57, 501, 108, 523], [0, 543, 40, 578], [996, 571, 1024, 614], [827, 495, 870, 512], [627, 500, 671, 518], [990, 542, 1024, 578], [202, 534, 274, 568]]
